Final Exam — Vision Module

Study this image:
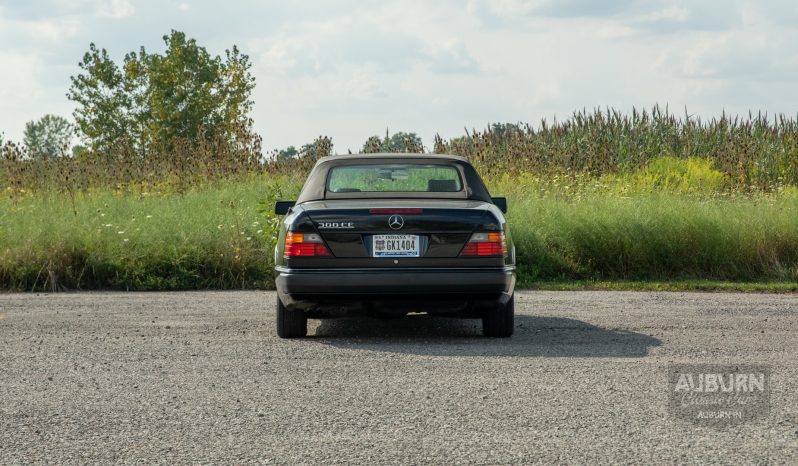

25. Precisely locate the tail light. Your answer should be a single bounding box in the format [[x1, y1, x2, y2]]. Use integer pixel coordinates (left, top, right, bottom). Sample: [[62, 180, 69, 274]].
[[284, 232, 332, 257], [460, 232, 507, 257]]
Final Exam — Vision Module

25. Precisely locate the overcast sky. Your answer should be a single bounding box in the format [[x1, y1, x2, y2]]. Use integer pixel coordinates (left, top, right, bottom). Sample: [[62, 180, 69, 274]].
[[1, 0, 797, 153]]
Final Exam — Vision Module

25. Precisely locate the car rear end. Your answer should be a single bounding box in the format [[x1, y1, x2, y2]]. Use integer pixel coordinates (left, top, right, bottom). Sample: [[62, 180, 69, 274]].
[[273, 155, 516, 337]]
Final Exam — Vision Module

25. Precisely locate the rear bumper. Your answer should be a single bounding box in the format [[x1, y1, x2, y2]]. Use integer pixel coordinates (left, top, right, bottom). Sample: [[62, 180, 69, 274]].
[[275, 266, 515, 306]]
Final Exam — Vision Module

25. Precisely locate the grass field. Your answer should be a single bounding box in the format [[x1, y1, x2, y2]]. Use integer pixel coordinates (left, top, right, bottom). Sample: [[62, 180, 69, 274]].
[[509, 187, 798, 282], [0, 177, 289, 291], [2, 168, 796, 291]]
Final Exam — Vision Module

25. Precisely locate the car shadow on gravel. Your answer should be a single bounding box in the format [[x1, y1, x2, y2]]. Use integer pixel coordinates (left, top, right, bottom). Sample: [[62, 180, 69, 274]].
[[310, 315, 661, 357]]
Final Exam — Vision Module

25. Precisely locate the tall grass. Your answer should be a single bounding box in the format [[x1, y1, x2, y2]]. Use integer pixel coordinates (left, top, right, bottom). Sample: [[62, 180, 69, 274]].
[[1, 173, 796, 291], [509, 192, 798, 282], [435, 106, 798, 187], [0, 176, 300, 290], [2, 107, 798, 290]]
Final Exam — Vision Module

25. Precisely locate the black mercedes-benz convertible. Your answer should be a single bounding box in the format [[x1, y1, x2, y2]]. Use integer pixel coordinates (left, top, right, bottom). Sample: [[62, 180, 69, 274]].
[[273, 153, 516, 338]]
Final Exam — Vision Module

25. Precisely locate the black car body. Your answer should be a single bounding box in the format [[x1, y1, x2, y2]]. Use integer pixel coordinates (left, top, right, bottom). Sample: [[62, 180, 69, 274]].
[[273, 154, 516, 338]]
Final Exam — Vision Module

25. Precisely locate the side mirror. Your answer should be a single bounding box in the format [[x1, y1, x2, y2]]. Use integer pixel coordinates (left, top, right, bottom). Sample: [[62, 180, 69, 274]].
[[491, 197, 507, 213], [274, 201, 296, 215]]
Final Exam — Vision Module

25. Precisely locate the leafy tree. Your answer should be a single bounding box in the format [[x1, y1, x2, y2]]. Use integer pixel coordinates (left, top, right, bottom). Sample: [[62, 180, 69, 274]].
[[362, 135, 382, 153], [384, 131, 423, 153], [23, 115, 74, 159], [300, 136, 333, 160], [361, 130, 424, 153], [276, 146, 298, 160], [68, 30, 255, 153], [273, 137, 333, 162], [488, 122, 523, 138], [68, 44, 135, 153]]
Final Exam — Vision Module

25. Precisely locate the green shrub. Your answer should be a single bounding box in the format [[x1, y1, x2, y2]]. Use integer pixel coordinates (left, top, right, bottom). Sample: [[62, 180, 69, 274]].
[[631, 156, 727, 193]]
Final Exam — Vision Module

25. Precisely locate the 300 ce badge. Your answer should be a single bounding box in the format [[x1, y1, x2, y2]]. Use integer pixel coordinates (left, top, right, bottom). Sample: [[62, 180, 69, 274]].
[[317, 221, 354, 229]]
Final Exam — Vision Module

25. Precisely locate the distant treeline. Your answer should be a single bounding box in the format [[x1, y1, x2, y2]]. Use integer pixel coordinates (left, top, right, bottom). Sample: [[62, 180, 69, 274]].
[[4, 106, 798, 193]]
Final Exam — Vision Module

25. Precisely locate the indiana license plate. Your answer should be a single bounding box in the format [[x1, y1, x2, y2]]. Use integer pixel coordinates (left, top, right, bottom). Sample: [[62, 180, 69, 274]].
[[372, 234, 419, 257]]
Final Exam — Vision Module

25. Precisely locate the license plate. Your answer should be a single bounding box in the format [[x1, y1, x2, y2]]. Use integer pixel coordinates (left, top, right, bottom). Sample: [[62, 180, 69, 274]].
[[372, 234, 419, 257]]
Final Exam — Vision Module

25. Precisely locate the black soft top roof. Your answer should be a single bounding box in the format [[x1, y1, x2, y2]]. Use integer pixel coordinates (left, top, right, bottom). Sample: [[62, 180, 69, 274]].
[[295, 153, 493, 203]]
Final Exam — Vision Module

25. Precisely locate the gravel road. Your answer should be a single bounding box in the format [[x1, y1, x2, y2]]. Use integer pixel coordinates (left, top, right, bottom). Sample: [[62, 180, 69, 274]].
[[1, 291, 796, 464]]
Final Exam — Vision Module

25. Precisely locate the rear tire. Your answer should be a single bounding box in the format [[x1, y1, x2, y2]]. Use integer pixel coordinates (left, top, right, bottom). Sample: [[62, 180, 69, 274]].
[[482, 294, 514, 338], [276, 296, 307, 338]]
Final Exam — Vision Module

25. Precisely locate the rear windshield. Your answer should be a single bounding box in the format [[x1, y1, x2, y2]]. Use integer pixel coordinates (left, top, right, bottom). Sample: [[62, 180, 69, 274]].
[[327, 164, 463, 193]]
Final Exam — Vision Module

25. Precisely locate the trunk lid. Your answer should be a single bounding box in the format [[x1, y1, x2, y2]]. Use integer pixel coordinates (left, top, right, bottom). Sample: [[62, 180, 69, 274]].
[[301, 199, 493, 259]]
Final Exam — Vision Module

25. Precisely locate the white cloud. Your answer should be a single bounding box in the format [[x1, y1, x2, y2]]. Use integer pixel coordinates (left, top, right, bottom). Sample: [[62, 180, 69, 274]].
[[643, 5, 690, 23], [0, 14, 82, 43], [29, 17, 81, 41], [531, 78, 561, 105], [595, 24, 636, 38], [422, 40, 480, 74], [480, 0, 542, 18], [0, 51, 42, 104], [252, 32, 327, 77], [96, 0, 135, 19], [0, 51, 75, 142]]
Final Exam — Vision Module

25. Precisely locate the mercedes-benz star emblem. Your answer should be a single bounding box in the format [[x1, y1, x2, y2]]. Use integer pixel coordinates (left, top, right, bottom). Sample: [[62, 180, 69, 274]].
[[388, 214, 404, 230]]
